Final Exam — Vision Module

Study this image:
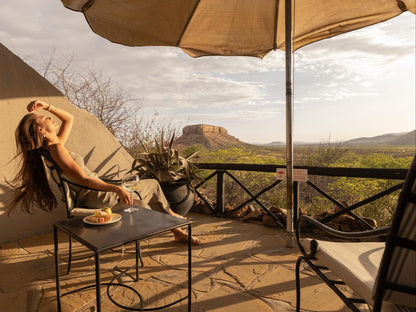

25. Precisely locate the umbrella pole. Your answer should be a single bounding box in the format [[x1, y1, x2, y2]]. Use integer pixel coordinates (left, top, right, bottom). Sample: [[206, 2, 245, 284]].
[[285, 0, 295, 239]]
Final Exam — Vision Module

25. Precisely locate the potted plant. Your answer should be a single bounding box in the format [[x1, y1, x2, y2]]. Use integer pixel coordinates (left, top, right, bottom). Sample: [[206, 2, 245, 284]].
[[131, 132, 199, 216]]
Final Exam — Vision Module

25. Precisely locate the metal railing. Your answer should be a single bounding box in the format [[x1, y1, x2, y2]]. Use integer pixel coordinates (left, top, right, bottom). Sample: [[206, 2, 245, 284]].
[[193, 163, 408, 230]]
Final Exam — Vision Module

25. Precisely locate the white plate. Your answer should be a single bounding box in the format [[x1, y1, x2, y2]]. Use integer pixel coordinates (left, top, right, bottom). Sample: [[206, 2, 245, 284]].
[[83, 213, 122, 225]]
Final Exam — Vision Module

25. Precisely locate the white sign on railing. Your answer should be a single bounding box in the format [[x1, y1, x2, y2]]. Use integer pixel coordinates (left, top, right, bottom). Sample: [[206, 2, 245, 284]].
[[276, 168, 308, 182]]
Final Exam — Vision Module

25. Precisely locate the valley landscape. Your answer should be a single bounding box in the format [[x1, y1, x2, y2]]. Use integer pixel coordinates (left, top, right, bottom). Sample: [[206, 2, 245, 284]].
[[176, 124, 415, 150], [175, 124, 415, 228], [176, 124, 415, 165]]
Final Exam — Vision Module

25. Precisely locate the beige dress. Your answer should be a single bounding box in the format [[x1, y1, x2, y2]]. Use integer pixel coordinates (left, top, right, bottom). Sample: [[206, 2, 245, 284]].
[[61, 152, 170, 213]]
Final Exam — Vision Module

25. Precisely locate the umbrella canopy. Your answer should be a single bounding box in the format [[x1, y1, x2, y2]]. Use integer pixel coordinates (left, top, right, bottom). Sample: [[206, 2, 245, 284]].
[[61, 0, 414, 233], [62, 0, 414, 58]]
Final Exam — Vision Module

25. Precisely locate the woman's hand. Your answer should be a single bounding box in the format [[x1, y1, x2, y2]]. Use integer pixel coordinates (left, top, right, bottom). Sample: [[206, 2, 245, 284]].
[[27, 100, 49, 112], [115, 186, 132, 206], [27, 100, 74, 145]]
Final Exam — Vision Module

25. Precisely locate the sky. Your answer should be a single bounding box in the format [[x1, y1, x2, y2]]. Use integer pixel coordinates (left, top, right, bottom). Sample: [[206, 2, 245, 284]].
[[0, 1, 415, 144]]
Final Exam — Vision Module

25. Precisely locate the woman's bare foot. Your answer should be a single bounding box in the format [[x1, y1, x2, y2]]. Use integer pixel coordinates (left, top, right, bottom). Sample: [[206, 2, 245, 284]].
[[172, 228, 200, 245], [168, 209, 190, 220]]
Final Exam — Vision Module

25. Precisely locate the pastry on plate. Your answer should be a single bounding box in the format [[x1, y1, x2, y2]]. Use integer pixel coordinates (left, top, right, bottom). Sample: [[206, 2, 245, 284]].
[[85, 208, 112, 223]]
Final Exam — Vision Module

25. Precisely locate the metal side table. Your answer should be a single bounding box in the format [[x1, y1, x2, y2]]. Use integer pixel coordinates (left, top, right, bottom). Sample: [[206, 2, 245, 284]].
[[54, 208, 192, 312]]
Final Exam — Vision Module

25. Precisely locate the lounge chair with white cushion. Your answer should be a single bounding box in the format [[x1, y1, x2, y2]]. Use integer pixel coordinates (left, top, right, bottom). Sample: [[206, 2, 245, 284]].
[[295, 155, 416, 312]]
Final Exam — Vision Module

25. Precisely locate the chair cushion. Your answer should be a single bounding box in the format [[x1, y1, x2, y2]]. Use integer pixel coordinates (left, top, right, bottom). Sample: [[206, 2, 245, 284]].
[[69, 208, 95, 217], [301, 239, 385, 307]]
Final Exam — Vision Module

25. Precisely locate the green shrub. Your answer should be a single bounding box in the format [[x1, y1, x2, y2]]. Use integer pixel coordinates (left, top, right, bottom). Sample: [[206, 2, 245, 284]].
[[185, 143, 414, 227]]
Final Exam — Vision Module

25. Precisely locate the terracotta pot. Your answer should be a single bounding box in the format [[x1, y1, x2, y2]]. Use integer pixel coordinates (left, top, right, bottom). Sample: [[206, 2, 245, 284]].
[[160, 181, 195, 216]]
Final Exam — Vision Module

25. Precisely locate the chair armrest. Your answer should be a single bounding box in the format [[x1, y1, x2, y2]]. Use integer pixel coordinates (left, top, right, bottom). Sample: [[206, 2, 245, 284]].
[[63, 177, 142, 201], [97, 177, 142, 200], [298, 215, 390, 239], [296, 215, 390, 258], [100, 178, 122, 185]]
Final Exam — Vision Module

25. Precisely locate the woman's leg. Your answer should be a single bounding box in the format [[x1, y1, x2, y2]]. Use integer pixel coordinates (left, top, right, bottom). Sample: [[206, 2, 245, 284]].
[[135, 179, 169, 213], [137, 179, 200, 245]]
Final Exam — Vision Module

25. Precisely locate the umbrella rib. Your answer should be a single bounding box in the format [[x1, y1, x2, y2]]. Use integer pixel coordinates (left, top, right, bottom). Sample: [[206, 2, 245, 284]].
[[82, 0, 95, 12], [273, 0, 279, 50], [396, 0, 408, 12], [176, 0, 202, 46]]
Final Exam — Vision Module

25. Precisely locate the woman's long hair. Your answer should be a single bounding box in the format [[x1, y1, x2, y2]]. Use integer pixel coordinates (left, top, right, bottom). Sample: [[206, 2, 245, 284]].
[[6, 113, 57, 214]]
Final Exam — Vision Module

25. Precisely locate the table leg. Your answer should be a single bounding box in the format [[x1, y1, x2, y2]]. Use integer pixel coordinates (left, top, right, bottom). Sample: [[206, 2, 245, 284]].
[[188, 223, 192, 312], [94, 251, 101, 312], [54, 226, 62, 312], [135, 240, 139, 281]]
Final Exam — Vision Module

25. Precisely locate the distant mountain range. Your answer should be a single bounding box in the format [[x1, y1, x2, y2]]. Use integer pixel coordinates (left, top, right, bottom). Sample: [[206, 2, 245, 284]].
[[259, 141, 306, 147], [177, 125, 415, 148], [258, 130, 416, 147], [343, 130, 415, 146]]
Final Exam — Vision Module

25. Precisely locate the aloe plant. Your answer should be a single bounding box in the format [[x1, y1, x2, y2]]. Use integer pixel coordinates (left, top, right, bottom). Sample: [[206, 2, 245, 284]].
[[131, 132, 199, 182]]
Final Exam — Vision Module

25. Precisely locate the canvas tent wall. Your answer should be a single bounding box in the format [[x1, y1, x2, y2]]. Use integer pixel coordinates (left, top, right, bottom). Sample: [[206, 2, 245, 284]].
[[0, 43, 133, 243]]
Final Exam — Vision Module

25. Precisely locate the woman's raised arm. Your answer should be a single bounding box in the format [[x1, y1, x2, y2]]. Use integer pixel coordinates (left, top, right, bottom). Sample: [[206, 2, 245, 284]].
[[27, 100, 73, 145], [49, 143, 132, 206]]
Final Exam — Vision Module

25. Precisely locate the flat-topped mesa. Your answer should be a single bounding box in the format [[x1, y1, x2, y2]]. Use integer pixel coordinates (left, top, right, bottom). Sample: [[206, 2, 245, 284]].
[[176, 124, 249, 148], [183, 124, 228, 135]]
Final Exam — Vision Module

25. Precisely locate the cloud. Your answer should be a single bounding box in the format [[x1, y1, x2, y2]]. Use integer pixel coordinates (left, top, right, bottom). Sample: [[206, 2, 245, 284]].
[[291, 16, 415, 107], [0, 0, 414, 143], [173, 107, 281, 122], [294, 13, 415, 83]]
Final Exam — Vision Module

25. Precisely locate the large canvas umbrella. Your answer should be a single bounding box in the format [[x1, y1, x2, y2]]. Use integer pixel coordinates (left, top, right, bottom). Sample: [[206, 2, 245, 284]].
[[61, 0, 415, 232]]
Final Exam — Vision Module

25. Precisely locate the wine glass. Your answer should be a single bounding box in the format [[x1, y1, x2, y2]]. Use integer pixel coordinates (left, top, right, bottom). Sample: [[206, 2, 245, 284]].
[[122, 173, 139, 212]]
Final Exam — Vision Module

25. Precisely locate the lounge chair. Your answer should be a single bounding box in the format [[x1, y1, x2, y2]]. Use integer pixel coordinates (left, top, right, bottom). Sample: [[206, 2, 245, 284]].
[[295, 155, 416, 311], [41, 151, 144, 274]]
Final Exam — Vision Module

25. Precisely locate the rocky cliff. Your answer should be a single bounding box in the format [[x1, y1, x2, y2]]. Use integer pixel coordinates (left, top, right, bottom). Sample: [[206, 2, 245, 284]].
[[175, 124, 248, 148]]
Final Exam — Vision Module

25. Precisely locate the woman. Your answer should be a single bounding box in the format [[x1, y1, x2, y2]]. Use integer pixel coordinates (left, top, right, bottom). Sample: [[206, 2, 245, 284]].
[[8, 100, 200, 245]]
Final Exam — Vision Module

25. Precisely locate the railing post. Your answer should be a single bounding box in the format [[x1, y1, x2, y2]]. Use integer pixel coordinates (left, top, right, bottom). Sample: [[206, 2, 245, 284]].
[[293, 181, 299, 228], [216, 170, 225, 217]]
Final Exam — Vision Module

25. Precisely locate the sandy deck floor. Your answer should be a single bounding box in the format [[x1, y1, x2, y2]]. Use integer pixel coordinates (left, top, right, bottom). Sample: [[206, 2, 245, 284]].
[[0, 212, 362, 312]]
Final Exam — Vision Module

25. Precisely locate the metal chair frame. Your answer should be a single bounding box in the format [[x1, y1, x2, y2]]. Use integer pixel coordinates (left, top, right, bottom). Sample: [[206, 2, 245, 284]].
[[41, 151, 144, 274], [295, 155, 416, 312]]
